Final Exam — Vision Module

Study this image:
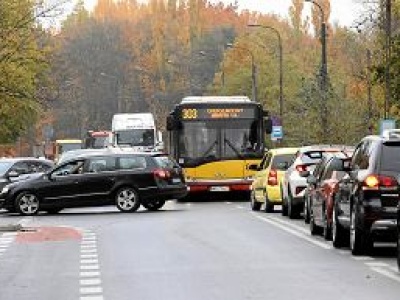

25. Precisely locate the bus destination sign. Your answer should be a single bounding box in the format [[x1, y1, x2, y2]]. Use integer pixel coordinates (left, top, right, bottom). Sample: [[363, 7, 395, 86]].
[[181, 108, 255, 120]]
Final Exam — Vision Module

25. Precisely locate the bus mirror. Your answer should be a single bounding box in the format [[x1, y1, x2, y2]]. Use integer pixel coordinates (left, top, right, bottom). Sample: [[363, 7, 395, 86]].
[[264, 118, 272, 134], [166, 116, 175, 131]]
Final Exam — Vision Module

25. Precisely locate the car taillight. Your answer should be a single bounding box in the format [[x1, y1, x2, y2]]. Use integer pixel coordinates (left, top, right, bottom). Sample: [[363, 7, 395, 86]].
[[267, 169, 278, 186], [363, 174, 398, 189], [296, 165, 308, 172], [153, 169, 171, 179]]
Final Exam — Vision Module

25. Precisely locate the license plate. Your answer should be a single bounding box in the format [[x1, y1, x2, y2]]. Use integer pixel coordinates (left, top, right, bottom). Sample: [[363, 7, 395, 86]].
[[210, 186, 230, 192], [172, 178, 181, 183]]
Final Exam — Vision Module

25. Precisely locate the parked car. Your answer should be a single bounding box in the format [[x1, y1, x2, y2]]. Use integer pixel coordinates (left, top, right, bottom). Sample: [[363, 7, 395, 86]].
[[0, 152, 187, 215], [397, 205, 400, 271], [281, 145, 353, 219], [0, 157, 54, 191], [249, 147, 298, 212], [305, 153, 352, 240], [334, 132, 400, 255]]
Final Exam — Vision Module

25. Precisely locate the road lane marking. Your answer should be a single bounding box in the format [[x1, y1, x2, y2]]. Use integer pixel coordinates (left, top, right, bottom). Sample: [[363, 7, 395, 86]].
[[351, 256, 374, 261], [225, 202, 232, 204], [80, 296, 104, 300], [79, 230, 104, 300], [236, 205, 246, 209], [81, 259, 99, 264], [80, 287, 103, 294], [80, 271, 101, 277], [266, 215, 310, 235], [370, 267, 400, 283], [365, 262, 389, 267], [254, 215, 332, 250], [80, 279, 102, 286]]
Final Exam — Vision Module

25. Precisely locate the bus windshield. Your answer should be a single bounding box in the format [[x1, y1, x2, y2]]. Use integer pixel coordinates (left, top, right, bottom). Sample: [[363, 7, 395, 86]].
[[179, 119, 261, 163]]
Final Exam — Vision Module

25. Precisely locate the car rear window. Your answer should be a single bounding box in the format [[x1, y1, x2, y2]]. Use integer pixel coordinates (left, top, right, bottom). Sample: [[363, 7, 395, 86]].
[[380, 144, 400, 171], [153, 156, 179, 168], [271, 154, 295, 170]]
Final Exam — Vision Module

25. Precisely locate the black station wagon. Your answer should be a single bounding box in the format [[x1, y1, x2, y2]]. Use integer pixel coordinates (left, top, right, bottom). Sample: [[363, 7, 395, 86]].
[[0, 152, 187, 215]]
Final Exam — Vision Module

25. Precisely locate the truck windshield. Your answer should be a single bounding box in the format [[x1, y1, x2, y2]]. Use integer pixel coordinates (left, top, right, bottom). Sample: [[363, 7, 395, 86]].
[[116, 129, 155, 147]]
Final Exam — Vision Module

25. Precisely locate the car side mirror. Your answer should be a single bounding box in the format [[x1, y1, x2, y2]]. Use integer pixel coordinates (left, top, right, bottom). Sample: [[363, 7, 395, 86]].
[[299, 170, 310, 178], [307, 175, 317, 185], [247, 163, 260, 171]]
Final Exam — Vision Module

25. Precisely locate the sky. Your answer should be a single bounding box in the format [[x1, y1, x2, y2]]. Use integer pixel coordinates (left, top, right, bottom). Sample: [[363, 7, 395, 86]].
[[81, 0, 363, 27]]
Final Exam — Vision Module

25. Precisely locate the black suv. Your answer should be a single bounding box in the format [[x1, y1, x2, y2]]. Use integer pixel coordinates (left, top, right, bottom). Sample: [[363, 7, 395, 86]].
[[0, 152, 187, 215], [334, 133, 400, 255]]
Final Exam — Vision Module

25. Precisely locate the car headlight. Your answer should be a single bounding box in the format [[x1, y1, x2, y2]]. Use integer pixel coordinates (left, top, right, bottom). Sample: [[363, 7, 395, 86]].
[[1, 185, 10, 194]]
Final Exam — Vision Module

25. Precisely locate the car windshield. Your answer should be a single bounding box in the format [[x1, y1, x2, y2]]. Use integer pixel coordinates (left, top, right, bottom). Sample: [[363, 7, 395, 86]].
[[0, 161, 13, 176]]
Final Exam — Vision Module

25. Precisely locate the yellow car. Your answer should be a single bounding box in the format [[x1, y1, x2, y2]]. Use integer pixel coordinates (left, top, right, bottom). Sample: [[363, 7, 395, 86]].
[[249, 147, 298, 212]]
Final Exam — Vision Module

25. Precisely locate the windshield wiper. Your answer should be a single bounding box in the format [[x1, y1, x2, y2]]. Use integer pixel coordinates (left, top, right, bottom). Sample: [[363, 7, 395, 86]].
[[201, 140, 218, 158], [224, 138, 244, 159]]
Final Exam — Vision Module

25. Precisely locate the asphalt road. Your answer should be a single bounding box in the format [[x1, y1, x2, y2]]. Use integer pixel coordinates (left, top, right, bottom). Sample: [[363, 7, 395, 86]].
[[0, 200, 399, 300]]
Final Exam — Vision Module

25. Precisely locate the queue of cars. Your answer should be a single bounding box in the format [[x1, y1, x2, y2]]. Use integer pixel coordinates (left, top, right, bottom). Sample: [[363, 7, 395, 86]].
[[0, 149, 187, 215], [250, 130, 400, 271]]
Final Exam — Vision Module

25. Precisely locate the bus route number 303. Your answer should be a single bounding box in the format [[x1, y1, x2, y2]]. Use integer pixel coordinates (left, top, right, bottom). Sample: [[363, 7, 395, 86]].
[[182, 109, 198, 119]]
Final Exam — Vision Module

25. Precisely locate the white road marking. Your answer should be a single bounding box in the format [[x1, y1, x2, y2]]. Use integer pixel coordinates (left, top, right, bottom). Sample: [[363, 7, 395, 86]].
[[225, 202, 232, 204], [79, 230, 104, 300], [370, 267, 400, 283], [254, 215, 332, 250], [81, 249, 97, 254], [81, 254, 98, 259], [267, 215, 310, 235], [80, 296, 104, 300], [80, 265, 99, 270], [80, 287, 103, 294], [351, 256, 375, 261], [81, 259, 99, 264], [1, 232, 17, 237], [365, 261, 389, 268], [80, 271, 101, 277], [236, 205, 245, 209], [80, 279, 102, 286]]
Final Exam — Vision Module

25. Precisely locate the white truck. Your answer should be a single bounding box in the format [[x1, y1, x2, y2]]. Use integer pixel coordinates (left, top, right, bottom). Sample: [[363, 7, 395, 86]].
[[111, 113, 163, 151]]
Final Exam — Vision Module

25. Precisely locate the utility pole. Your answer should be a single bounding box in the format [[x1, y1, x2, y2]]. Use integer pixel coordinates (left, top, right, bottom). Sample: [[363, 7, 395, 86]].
[[384, 0, 392, 119], [367, 49, 373, 134]]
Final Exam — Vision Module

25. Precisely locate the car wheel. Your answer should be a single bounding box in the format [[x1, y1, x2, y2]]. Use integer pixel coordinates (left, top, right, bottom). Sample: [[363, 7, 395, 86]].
[[46, 208, 63, 215], [287, 188, 299, 219], [281, 185, 288, 216], [309, 209, 321, 235], [142, 200, 166, 211], [250, 190, 262, 211], [350, 203, 372, 256], [304, 196, 310, 224], [115, 187, 141, 213], [264, 192, 274, 213], [397, 229, 400, 271], [323, 208, 332, 241], [332, 203, 347, 248], [15, 191, 40, 216]]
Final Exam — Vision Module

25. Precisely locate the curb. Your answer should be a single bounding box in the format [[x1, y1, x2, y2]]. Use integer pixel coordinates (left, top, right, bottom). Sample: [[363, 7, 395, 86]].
[[0, 224, 23, 232]]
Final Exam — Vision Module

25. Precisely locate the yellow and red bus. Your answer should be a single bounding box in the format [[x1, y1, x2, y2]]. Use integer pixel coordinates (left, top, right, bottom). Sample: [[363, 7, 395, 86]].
[[166, 96, 271, 196]]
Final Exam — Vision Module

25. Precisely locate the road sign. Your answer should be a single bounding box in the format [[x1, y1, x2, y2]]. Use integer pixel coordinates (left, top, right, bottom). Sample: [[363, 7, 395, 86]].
[[379, 119, 396, 136], [271, 125, 283, 140]]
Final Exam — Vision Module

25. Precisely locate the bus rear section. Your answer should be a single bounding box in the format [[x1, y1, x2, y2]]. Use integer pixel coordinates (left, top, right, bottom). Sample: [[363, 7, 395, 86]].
[[167, 96, 271, 197]]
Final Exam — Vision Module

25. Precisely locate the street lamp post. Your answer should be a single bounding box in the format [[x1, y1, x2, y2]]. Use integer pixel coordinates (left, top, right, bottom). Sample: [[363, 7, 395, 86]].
[[226, 43, 258, 102], [248, 24, 283, 122], [305, 0, 328, 141], [199, 51, 225, 88]]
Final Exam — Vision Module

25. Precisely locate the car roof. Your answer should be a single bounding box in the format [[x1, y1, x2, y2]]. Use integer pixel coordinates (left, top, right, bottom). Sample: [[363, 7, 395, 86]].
[[298, 145, 354, 153], [0, 157, 53, 164], [269, 147, 299, 155]]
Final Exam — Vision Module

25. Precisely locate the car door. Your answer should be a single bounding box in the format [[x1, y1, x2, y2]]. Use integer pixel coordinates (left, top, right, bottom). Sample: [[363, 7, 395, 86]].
[[38, 159, 87, 207], [254, 152, 272, 201], [78, 156, 118, 205], [309, 159, 326, 223], [315, 161, 335, 226]]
